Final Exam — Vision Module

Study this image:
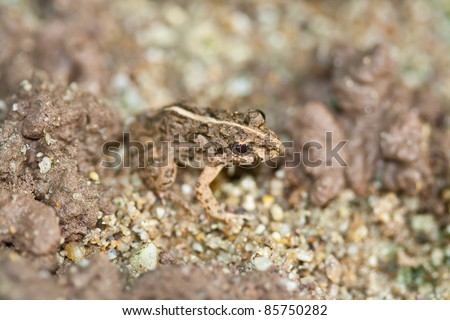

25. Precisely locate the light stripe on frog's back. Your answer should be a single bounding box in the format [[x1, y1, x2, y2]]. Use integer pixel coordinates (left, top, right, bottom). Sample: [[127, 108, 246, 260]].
[[164, 105, 267, 139]]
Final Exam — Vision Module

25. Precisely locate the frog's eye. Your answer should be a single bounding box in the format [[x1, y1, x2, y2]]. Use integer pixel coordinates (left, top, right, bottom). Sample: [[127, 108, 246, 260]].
[[245, 110, 265, 127], [256, 109, 266, 121], [231, 142, 250, 155]]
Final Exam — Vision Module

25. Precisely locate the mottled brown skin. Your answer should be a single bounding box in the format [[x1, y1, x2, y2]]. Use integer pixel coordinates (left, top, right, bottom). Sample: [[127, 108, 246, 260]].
[[130, 102, 283, 221]]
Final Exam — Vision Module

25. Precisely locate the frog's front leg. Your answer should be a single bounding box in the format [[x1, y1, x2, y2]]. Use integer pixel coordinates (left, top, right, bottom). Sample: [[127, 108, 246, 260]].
[[195, 165, 237, 222]]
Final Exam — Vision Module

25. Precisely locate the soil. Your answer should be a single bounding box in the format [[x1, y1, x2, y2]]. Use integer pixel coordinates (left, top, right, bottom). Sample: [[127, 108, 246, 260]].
[[0, 0, 449, 299]]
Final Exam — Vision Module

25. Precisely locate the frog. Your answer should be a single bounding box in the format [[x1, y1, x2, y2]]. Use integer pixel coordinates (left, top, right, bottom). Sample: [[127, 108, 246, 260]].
[[129, 102, 283, 222]]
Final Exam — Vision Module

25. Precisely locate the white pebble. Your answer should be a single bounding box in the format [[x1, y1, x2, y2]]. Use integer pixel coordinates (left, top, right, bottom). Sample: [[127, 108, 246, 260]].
[[45, 133, 56, 145], [72, 193, 83, 201], [254, 256, 273, 271], [112, 73, 130, 90], [244, 243, 254, 252], [217, 252, 232, 264], [107, 249, 117, 260], [118, 243, 130, 252], [206, 236, 221, 249], [20, 79, 32, 91], [325, 254, 342, 283], [297, 250, 314, 262], [130, 242, 158, 273], [280, 278, 298, 292], [255, 224, 266, 235], [192, 242, 204, 253], [431, 248, 444, 266], [270, 204, 284, 221], [155, 206, 166, 219], [270, 179, 284, 197], [181, 183, 192, 195], [240, 176, 256, 191], [411, 214, 436, 233], [38, 157, 52, 174], [242, 194, 256, 211], [275, 169, 285, 179], [64, 242, 85, 263], [139, 232, 149, 241], [271, 231, 281, 241]]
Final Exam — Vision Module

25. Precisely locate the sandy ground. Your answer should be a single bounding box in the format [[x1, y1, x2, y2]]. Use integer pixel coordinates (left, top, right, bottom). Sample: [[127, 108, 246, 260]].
[[0, 0, 449, 299]]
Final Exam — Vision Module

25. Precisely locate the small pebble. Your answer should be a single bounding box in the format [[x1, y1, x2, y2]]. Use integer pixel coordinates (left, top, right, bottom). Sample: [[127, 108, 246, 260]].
[[192, 242, 204, 253], [107, 249, 117, 260], [130, 242, 158, 273], [38, 157, 52, 174], [19, 79, 32, 91], [44, 133, 56, 145], [297, 250, 314, 262], [118, 243, 130, 252], [270, 204, 284, 221], [64, 242, 86, 263], [262, 194, 275, 208], [431, 248, 444, 267], [242, 194, 256, 211], [217, 252, 232, 264], [206, 236, 221, 249], [275, 169, 285, 179], [139, 232, 149, 241], [411, 214, 438, 240], [72, 193, 83, 201], [270, 179, 284, 197], [271, 231, 282, 242], [325, 254, 342, 283], [255, 224, 266, 235], [9, 226, 17, 234], [254, 256, 273, 271], [78, 259, 89, 268], [155, 206, 166, 219], [280, 278, 298, 292], [240, 176, 256, 192], [89, 171, 100, 182], [181, 183, 192, 195], [244, 243, 254, 252]]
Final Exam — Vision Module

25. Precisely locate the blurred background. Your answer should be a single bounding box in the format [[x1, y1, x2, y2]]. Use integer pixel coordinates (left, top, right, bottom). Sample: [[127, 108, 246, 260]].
[[2, 0, 450, 117], [1, 0, 450, 300]]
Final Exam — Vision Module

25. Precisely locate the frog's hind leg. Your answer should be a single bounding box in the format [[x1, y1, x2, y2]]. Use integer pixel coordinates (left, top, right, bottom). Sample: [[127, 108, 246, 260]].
[[138, 143, 177, 201], [147, 165, 198, 216], [161, 190, 196, 215], [195, 165, 246, 222]]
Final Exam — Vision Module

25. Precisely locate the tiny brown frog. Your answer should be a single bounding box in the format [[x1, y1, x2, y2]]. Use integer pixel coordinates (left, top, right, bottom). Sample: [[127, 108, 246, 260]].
[[129, 102, 283, 221]]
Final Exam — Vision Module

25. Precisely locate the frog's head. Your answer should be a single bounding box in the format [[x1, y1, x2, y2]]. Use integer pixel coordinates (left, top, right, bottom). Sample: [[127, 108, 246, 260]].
[[222, 109, 284, 166]]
